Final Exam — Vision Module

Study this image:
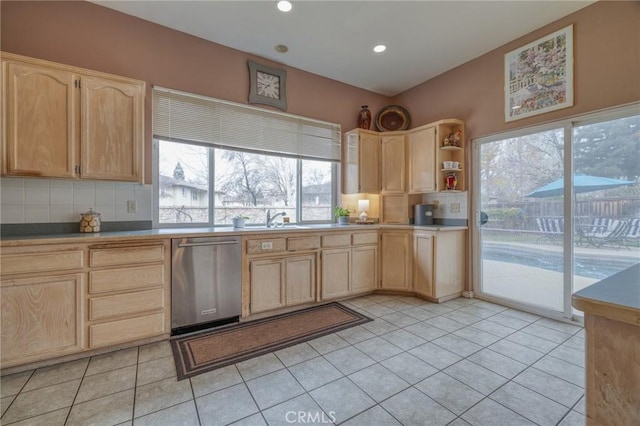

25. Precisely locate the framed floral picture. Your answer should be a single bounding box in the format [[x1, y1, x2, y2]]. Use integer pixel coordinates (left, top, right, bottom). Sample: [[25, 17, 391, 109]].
[[505, 25, 573, 122]]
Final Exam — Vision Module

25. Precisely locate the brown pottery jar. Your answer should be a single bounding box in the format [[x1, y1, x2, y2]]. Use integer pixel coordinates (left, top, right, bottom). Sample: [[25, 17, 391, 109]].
[[357, 105, 371, 130]]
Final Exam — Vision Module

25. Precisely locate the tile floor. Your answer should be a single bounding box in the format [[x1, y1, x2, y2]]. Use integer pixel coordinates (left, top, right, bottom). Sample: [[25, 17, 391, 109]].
[[0, 295, 586, 426]]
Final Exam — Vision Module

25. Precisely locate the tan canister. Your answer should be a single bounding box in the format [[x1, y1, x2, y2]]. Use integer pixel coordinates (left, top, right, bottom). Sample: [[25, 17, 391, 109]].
[[80, 208, 101, 233]]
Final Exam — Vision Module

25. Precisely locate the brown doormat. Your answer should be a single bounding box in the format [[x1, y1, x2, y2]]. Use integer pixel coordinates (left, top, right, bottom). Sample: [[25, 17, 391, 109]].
[[171, 302, 372, 380]]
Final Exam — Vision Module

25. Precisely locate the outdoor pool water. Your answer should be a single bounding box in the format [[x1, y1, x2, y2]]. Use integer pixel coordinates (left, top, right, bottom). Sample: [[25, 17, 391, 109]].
[[482, 243, 639, 279]]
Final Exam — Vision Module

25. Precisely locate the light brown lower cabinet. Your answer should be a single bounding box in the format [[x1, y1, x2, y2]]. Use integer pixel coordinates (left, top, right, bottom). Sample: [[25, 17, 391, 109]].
[[0, 240, 171, 368], [320, 232, 378, 301], [1, 273, 85, 366], [413, 230, 466, 301], [250, 254, 316, 314], [380, 230, 412, 290]]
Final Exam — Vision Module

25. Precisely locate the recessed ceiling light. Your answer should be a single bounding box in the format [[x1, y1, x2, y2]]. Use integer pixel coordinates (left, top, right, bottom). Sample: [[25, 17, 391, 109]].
[[373, 44, 386, 53], [274, 44, 289, 53], [277, 1, 292, 12]]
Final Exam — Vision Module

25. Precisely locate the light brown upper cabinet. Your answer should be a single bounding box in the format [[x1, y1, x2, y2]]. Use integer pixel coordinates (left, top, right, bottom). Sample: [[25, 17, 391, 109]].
[[407, 126, 436, 193], [1, 52, 144, 182], [343, 129, 380, 194], [380, 133, 406, 193]]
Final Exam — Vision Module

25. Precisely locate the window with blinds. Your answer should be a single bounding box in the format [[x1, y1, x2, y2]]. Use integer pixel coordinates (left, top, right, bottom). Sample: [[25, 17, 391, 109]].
[[152, 87, 341, 161], [152, 87, 340, 228]]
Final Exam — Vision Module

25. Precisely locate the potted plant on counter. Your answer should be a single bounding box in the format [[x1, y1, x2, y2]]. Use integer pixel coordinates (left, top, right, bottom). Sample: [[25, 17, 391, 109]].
[[232, 215, 249, 228], [334, 206, 351, 225]]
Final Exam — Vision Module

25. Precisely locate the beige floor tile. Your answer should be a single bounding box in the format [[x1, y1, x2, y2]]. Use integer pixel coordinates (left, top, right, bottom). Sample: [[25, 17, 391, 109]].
[[348, 364, 409, 403], [490, 381, 569, 425], [246, 369, 305, 410], [324, 346, 375, 375], [341, 405, 401, 426], [86, 347, 138, 376], [190, 364, 243, 398], [558, 410, 586, 426], [66, 388, 134, 426], [533, 355, 585, 388], [22, 358, 88, 392], [236, 353, 284, 381], [310, 377, 376, 424], [307, 333, 350, 355], [136, 355, 177, 386], [381, 387, 455, 426], [133, 400, 199, 426], [444, 359, 507, 396], [138, 341, 172, 363], [415, 372, 483, 415], [75, 365, 137, 404], [196, 383, 259, 426], [288, 357, 343, 391], [229, 413, 267, 426], [2, 379, 80, 424], [262, 394, 330, 425], [409, 342, 462, 370], [467, 348, 528, 379], [513, 367, 583, 408], [462, 397, 535, 425], [273, 342, 320, 367], [3, 407, 69, 426], [1, 395, 15, 417], [380, 352, 438, 385], [0, 370, 33, 397], [134, 377, 193, 418]]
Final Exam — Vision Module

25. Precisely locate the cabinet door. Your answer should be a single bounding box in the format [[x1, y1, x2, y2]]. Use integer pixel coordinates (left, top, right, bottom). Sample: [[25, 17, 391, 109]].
[[1, 274, 84, 365], [250, 259, 284, 313], [413, 233, 435, 297], [408, 127, 436, 193], [380, 194, 408, 224], [3, 61, 78, 178], [380, 231, 412, 290], [359, 131, 381, 193], [351, 245, 377, 294], [81, 76, 143, 181], [381, 134, 405, 193], [285, 255, 316, 306], [321, 248, 350, 300]]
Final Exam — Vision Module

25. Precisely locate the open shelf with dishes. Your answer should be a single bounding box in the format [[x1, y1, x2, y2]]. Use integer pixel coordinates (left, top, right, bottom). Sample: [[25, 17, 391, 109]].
[[435, 119, 465, 192]]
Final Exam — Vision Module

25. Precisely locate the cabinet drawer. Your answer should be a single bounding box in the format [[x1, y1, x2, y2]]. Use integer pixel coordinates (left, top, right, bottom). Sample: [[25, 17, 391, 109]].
[[246, 238, 286, 255], [90, 244, 165, 267], [352, 232, 378, 245], [89, 264, 165, 294], [321, 234, 351, 248], [89, 288, 165, 321], [89, 312, 165, 348], [287, 236, 320, 251], [1, 250, 84, 276]]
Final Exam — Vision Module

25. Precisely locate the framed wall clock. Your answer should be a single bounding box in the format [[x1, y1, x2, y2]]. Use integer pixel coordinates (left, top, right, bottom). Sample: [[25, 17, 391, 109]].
[[248, 60, 287, 110]]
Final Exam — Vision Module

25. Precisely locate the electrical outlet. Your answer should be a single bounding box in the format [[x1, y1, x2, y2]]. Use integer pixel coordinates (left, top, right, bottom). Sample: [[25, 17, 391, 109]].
[[261, 242, 273, 250], [127, 200, 137, 213], [450, 203, 460, 213]]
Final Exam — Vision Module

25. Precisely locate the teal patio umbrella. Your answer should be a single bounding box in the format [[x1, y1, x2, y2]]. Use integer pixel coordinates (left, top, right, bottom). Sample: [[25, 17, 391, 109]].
[[526, 174, 635, 198]]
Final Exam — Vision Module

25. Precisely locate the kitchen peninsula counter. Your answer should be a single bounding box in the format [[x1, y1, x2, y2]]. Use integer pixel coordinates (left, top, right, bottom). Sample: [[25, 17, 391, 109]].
[[572, 264, 640, 425]]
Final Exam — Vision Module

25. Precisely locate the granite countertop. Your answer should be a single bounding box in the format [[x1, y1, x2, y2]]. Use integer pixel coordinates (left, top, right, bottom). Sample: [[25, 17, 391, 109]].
[[572, 263, 640, 326], [0, 223, 468, 246]]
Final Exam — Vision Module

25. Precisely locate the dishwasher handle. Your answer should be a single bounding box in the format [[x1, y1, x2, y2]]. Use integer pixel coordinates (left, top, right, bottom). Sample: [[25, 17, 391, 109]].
[[177, 240, 239, 248]]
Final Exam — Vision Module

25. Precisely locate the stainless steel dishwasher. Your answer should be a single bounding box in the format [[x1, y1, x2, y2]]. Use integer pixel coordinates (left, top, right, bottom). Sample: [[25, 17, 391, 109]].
[[171, 236, 241, 335]]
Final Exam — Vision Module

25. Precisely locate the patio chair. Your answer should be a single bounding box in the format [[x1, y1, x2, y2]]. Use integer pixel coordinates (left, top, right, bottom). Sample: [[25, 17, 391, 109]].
[[584, 219, 627, 248], [535, 217, 564, 244], [623, 218, 640, 248]]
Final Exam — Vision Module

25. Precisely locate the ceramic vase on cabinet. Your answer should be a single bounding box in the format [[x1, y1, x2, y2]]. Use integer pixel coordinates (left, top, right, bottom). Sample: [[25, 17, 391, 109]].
[[357, 105, 372, 130]]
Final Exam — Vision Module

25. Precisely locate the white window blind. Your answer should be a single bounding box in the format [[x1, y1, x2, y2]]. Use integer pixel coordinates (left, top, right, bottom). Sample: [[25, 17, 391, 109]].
[[153, 87, 341, 161]]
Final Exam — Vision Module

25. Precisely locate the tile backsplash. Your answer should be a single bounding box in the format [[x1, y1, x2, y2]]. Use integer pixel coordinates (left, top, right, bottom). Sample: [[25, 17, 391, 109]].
[[0, 178, 152, 224], [422, 191, 468, 220]]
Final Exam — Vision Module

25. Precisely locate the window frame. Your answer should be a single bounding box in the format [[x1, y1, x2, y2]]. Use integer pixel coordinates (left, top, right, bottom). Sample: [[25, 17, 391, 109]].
[[152, 138, 338, 228]]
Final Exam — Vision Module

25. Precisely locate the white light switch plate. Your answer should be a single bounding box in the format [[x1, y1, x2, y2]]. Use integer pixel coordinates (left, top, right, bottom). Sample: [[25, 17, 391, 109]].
[[450, 203, 460, 213], [127, 200, 137, 213]]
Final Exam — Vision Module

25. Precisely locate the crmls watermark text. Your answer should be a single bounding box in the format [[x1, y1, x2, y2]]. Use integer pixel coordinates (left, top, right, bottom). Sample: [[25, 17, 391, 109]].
[[285, 410, 336, 424]]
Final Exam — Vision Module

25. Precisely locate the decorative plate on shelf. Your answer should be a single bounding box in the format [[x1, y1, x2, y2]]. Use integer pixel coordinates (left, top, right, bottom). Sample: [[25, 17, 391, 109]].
[[375, 105, 410, 131]]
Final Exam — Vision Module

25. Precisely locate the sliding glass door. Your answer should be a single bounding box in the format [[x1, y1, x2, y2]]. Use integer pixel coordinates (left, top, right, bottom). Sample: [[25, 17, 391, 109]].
[[473, 107, 639, 320], [476, 127, 567, 314]]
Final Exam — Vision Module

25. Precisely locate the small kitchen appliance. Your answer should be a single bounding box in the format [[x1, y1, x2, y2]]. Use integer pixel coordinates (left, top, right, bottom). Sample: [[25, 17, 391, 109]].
[[414, 204, 435, 226]]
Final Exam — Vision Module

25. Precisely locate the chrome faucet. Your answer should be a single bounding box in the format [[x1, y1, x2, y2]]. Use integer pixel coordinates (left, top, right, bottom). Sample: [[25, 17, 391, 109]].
[[266, 210, 287, 228]]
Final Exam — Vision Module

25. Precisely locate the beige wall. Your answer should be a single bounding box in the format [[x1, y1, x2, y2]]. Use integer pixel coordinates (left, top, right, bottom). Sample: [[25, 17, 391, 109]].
[[392, 1, 640, 140], [0, 1, 389, 183], [2, 1, 639, 183]]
